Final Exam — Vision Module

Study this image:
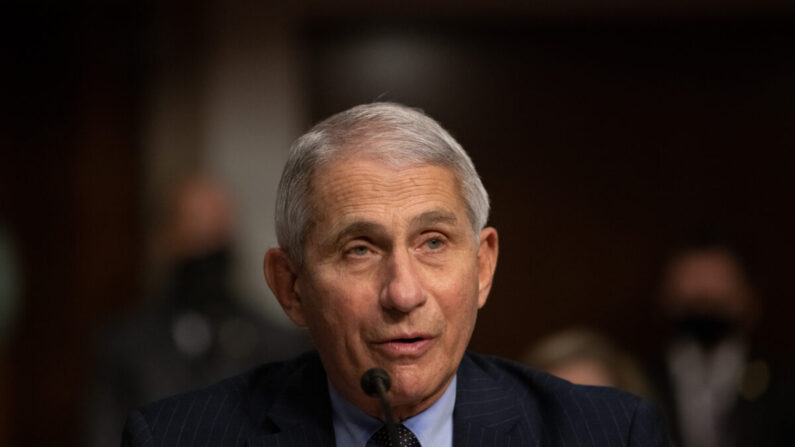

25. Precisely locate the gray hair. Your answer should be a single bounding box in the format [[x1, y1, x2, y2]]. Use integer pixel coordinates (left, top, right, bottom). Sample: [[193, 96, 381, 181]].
[[275, 102, 490, 266]]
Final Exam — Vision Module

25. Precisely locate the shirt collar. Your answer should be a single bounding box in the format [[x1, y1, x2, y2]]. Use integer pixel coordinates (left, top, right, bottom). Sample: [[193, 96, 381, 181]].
[[328, 375, 457, 447]]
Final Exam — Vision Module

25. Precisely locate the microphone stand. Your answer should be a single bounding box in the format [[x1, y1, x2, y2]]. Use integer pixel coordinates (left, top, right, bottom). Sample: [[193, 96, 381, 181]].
[[362, 368, 401, 446], [373, 376, 400, 446]]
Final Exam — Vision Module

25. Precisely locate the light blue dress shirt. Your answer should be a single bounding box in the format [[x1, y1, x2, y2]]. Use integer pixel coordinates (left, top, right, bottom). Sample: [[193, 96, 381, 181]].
[[328, 375, 456, 447]]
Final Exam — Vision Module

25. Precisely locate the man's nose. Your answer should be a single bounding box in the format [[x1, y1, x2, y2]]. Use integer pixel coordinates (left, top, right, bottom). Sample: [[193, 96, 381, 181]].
[[380, 249, 426, 313]]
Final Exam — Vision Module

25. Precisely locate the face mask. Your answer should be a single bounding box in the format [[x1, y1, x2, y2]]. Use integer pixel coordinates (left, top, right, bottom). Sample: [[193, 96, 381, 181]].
[[172, 247, 232, 308], [673, 313, 738, 349]]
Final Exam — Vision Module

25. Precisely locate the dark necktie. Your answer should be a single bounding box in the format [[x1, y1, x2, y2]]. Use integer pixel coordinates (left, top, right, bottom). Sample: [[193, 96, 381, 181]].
[[367, 423, 421, 447]]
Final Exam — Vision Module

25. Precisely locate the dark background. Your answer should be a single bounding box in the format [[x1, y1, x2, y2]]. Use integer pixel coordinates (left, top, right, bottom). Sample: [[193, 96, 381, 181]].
[[3, 2, 795, 446]]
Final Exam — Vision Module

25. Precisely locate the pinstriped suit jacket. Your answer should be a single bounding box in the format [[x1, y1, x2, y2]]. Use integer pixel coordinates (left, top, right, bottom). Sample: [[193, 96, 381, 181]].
[[122, 351, 669, 446]]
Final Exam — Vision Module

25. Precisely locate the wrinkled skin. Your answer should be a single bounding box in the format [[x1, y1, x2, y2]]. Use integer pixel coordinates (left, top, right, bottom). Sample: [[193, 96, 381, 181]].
[[265, 159, 498, 420]]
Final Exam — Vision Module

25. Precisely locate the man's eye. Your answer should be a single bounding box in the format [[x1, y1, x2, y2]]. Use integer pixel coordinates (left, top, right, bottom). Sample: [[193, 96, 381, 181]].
[[348, 245, 370, 256], [425, 238, 443, 250]]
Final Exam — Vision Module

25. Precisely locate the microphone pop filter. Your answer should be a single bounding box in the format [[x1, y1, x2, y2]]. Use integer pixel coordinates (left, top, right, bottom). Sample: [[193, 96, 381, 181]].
[[360, 367, 391, 398]]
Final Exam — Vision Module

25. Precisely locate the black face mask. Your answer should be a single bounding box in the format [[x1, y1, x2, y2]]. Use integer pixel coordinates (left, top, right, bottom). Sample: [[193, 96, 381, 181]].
[[172, 247, 232, 309], [672, 313, 738, 349]]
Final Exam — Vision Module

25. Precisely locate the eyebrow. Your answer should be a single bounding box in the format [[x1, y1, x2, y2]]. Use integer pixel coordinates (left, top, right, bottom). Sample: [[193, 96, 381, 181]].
[[410, 210, 458, 229], [331, 221, 388, 248]]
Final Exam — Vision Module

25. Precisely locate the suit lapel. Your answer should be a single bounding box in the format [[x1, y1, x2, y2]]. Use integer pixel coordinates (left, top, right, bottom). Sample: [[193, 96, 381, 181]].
[[246, 353, 336, 447], [453, 353, 539, 447]]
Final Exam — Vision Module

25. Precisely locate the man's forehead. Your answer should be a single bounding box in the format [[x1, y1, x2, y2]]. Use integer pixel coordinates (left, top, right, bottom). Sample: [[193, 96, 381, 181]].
[[668, 250, 743, 282], [306, 160, 468, 237], [310, 159, 462, 205]]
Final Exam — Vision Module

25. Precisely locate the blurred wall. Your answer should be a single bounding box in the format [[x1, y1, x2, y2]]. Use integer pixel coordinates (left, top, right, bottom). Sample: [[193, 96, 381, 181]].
[[200, 4, 307, 324], [3, 4, 148, 446], [142, 3, 307, 326]]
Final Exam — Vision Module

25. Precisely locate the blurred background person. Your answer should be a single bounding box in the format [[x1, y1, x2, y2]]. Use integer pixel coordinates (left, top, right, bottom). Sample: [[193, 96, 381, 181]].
[[83, 175, 309, 447], [649, 235, 795, 447], [524, 327, 653, 399]]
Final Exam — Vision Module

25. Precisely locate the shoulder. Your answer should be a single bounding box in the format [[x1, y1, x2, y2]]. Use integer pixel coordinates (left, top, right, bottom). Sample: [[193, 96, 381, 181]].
[[122, 351, 322, 446], [459, 352, 669, 446], [463, 351, 639, 402]]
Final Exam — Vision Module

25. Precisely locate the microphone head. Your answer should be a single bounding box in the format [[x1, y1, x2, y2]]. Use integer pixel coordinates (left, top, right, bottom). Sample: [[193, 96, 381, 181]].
[[360, 367, 391, 397]]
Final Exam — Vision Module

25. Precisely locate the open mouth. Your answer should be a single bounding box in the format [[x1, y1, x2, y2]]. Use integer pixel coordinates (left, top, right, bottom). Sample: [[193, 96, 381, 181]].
[[375, 335, 434, 357], [393, 337, 424, 343]]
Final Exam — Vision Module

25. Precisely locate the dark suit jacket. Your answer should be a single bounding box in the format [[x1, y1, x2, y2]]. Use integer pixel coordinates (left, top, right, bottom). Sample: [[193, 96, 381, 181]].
[[647, 348, 795, 447], [122, 351, 669, 446]]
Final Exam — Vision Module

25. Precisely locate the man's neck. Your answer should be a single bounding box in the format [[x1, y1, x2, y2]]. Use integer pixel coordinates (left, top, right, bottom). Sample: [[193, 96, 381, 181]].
[[328, 375, 457, 447], [327, 371, 456, 422]]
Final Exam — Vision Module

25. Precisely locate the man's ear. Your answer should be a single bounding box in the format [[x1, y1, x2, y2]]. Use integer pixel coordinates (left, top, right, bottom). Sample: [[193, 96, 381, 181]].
[[263, 248, 307, 327], [476, 227, 499, 309]]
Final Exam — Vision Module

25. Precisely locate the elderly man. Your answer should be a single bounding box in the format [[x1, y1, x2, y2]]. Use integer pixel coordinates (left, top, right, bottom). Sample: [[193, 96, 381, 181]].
[[123, 103, 668, 446]]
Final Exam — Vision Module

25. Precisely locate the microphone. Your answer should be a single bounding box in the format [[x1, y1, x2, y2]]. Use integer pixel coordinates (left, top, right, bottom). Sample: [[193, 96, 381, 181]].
[[361, 368, 400, 447]]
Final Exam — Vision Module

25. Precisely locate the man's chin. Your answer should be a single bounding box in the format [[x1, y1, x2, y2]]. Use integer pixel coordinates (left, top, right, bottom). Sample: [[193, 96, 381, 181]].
[[388, 370, 454, 416]]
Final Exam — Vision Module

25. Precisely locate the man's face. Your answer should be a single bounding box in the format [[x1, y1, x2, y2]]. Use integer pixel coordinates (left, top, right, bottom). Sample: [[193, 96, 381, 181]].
[[283, 157, 497, 419], [661, 249, 753, 323]]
